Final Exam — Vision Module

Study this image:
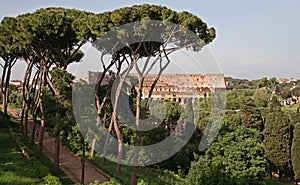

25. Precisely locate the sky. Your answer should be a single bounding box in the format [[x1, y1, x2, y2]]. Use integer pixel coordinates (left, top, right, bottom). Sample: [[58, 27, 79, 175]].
[[1, 0, 300, 80]]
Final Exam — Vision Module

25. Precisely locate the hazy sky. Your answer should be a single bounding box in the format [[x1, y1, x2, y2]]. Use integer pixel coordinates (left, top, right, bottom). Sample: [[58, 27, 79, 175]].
[[1, 0, 299, 80]]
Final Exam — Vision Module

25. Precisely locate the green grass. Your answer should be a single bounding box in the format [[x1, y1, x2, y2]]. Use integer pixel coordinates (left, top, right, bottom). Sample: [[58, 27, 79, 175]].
[[0, 113, 74, 185], [0, 126, 46, 184], [87, 154, 186, 185], [265, 179, 293, 185]]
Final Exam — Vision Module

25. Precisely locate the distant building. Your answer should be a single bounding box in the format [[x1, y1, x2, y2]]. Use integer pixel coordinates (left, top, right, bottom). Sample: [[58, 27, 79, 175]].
[[277, 78, 297, 84], [138, 74, 226, 103], [9, 80, 23, 90], [87, 71, 226, 103]]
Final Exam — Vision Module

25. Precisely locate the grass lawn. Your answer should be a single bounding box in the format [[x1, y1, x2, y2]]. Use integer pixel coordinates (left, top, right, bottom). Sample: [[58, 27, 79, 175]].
[[0, 114, 73, 185], [87, 154, 186, 185], [265, 179, 294, 185], [0, 125, 48, 184]]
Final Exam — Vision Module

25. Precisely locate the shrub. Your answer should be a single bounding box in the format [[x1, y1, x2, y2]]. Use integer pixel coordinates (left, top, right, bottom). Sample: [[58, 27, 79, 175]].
[[43, 175, 62, 185]]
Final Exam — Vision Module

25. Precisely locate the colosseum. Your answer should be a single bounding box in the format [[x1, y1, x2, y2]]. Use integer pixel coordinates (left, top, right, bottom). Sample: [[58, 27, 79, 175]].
[[139, 74, 226, 103], [88, 71, 226, 103]]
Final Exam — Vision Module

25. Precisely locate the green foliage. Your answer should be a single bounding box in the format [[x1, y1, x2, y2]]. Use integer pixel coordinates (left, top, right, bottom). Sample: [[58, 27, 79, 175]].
[[43, 175, 63, 185], [264, 179, 291, 185], [88, 154, 186, 185], [13, 8, 91, 67], [292, 122, 300, 181], [104, 4, 215, 42], [8, 84, 22, 108], [279, 87, 292, 99], [264, 96, 292, 177], [225, 77, 256, 90], [98, 178, 121, 185], [187, 126, 266, 185], [43, 68, 75, 138], [240, 97, 264, 132], [1, 5, 217, 185], [0, 115, 74, 185], [157, 143, 195, 176], [257, 77, 278, 92], [66, 125, 84, 154], [223, 110, 242, 128], [291, 86, 300, 97], [0, 122, 57, 184], [226, 90, 243, 110], [194, 97, 212, 131], [253, 88, 270, 108]]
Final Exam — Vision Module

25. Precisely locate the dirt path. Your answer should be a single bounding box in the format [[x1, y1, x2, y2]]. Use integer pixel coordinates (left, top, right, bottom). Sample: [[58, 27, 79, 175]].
[[7, 108, 110, 185]]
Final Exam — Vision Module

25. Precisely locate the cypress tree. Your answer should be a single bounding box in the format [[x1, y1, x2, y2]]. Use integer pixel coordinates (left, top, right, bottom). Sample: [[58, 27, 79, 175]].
[[264, 96, 291, 179]]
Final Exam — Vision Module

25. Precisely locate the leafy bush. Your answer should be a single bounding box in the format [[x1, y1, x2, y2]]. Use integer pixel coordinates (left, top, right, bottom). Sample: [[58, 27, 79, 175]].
[[89, 178, 121, 185], [43, 175, 62, 185], [187, 127, 266, 185]]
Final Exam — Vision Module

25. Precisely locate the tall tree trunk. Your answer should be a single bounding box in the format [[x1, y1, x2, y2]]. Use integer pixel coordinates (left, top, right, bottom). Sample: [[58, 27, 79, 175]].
[[112, 113, 123, 176], [117, 140, 122, 176], [38, 103, 45, 152], [52, 129, 60, 174], [102, 113, 112, 165], [30, 114, 37, 145], [81, 136, 85, 185], [30, 71, 40, 144], [131, 80, 142, 185], [3, 58, 17, 115], [19, 101, 25, 133], [1, 61, 8, 115], [24, 102, 29, 137], [3, 64, 11, 115], [90, 138, 96, 160], [279, 168, 282, 180], [1, 58, 15, 116], [91, 98, 107, 160], [21, 60, 34, 135], [38, 62, 46, 152]]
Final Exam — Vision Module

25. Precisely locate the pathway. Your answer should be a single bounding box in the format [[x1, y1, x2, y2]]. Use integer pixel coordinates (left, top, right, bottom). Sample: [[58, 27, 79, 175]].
[[7, 108, 110, 185]]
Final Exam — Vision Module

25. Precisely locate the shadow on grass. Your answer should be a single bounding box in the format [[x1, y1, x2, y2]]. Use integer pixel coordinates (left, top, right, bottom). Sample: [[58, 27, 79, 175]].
[[87, 154, 186, 185], [0, 111, 74, 185]]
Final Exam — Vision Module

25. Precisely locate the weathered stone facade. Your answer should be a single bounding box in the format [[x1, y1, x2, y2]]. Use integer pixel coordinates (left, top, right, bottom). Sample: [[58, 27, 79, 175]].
[[87, 71, 226, 103], [140, 74, 226, 103]]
